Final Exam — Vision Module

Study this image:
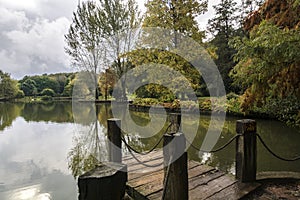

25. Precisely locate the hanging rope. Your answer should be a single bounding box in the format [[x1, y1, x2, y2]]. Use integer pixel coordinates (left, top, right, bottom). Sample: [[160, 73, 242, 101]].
[[256, 133, 300, 162], [121, 135, 164, 155], [124, 140, 163, 168], [187, 134, 242, 153], [121, 123, 172, 155]]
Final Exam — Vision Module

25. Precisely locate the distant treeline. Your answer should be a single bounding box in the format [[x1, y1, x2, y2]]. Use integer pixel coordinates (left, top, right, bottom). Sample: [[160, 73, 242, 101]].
[[18, 73, 76, 97]]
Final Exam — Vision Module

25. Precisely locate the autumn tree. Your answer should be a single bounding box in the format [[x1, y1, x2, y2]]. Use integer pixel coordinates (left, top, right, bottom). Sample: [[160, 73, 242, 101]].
[[230, 0, 300, 126]]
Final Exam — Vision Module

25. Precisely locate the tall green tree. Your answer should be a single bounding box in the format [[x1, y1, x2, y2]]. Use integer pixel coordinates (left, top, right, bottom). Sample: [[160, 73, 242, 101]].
[[128, 0, 208, 99], [0, 70, 19, 100], [65, 1, 104, 99], [98, 0, 141, 100], [65, 0, 141, 100], [207, 0, 239, 93]]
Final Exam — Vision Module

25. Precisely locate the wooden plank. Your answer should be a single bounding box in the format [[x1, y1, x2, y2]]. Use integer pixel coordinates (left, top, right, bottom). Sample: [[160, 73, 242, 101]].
[[189, 170, 225, 191], [205, 182, 261, 200], [128, 171, 164, 188], [146, 190, 163, 200], [188, 164, 215, 179], [128, 168, 162, 181], [134, 176, 163, 197], [125, 150, 260, 200], [189, 174, 237, 200], [127, 158, 163, 173], [123, 150, 162, 164]]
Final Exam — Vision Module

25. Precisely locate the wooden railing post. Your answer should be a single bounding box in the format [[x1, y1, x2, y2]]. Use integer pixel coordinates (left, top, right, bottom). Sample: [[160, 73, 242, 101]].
[[78, 118, 126, 200], [107, 118, 122, 163], [78, 163, 127, 200], [163, 113, 188, 200], [236, 119, 257, 182]]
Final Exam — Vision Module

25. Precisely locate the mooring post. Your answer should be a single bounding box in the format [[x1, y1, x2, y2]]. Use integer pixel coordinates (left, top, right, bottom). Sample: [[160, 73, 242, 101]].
[[78, 163, 127, 200], [107, 118, 122, 163], [163, 113, 188, 200], [236, 119, 257, 182]]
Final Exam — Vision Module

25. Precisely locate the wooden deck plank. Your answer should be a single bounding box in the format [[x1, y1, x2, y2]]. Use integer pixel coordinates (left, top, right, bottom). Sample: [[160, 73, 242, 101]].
[[125, 149, 260, 200], [189, 175, 237, 199], [205, 182, 261, 200]]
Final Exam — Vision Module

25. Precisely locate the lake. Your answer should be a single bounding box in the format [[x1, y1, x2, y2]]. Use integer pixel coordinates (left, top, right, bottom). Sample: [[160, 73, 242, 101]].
[[0, 102, 299, 199]]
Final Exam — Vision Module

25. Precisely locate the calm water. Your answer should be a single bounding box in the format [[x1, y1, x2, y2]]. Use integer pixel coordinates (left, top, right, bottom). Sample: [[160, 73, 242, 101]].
[[0, 102, 299, 199]]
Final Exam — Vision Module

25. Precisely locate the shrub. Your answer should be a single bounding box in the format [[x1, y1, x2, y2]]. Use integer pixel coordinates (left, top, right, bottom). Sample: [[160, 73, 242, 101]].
[[15, 90, 25, 98], [41, 88, 55, 97]]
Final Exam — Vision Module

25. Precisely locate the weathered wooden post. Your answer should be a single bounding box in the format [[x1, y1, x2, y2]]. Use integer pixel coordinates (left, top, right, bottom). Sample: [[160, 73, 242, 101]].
[[107, 118, 122, 163], [78, 118, 127, 200], [236, 119, 257, 182], [163, 113, 188, 200], [78, 163, 127, 200]]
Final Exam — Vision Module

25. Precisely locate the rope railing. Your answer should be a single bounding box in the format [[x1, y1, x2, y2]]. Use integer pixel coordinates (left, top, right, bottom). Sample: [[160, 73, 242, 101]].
[[121, 134, 164, 155], [256, 133, 300, 162], [186, 134, 242, 153], [124, 141, 163, 167], [121, 123, 172, 156]]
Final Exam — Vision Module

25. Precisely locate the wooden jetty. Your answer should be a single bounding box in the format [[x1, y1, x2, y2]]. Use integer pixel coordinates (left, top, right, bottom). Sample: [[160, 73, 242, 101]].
[[123, 150, 261, 200]]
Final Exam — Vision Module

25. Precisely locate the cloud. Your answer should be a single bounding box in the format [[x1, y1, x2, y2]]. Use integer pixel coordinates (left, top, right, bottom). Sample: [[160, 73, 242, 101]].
[[0, 0, 78, 79], [0, 5, 75, 79]]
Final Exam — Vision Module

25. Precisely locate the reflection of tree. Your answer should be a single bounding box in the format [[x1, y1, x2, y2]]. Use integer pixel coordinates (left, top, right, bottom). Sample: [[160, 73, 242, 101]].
[[0, 103, 24, 131], [68, 120, 108, 178], [21, 102, 74, 123]]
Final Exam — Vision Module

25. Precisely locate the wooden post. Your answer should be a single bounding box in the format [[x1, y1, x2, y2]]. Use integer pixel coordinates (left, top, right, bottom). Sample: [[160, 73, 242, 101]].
[[169, 113, 181, 133], [236, 119, 257, 182], [163, 113, 188, 200], [107, 119, 122, 163], [78, 162, 127, 200]]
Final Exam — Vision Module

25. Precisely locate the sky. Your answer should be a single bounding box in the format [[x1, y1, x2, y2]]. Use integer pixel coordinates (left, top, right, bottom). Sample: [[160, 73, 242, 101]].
[[0, 0, 223, 80]]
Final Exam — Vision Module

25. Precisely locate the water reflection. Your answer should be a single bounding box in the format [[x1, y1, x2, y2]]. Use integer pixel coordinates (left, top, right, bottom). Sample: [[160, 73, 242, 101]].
[[0, 102, 299, 199], [0, 103, 24, 131], [67, 121, 108, 177]]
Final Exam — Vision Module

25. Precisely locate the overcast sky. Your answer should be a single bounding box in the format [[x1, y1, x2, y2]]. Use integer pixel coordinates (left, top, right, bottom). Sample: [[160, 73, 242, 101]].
[[0, 0, 223, 79]]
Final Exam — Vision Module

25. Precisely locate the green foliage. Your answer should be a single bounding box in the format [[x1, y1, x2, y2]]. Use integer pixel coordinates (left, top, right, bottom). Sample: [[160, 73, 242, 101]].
[[231, 21, 300, 100], [230, 20, 300, 127], [0, 70, 19, 99], [20, 79, 37, 96], [143, 0, 207, 42], [132, 98, 160, 106], [65, 0, 141, 100], [19, 73, 75, 97], [41, 88, 55, 97], [128, 1, 208, 99], [15, 90, 25, 99], [207, 0, 240, 93]]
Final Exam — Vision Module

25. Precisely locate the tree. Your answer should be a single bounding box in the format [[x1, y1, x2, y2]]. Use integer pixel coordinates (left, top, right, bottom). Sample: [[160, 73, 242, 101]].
[[0, 70, 18, 100], [98, 69, 117, 100], [128, 0, 208, 98], [207, 0, 240, 93], [230, 0, 300, 126], [20, 79, 37, 96], [65, 0, 141, 100], [41, 88, 56, 97], [98, 0, 141, 100], [65, 1, 104, 99]]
